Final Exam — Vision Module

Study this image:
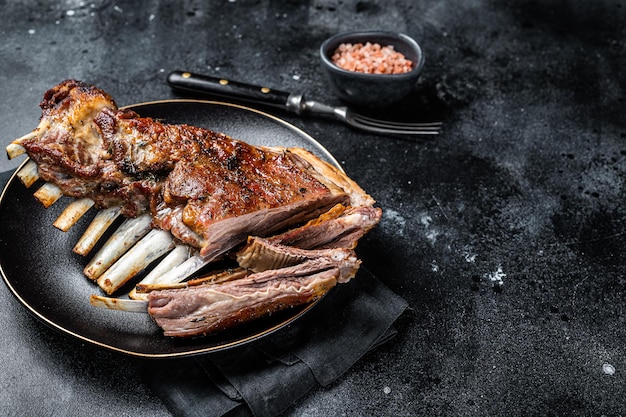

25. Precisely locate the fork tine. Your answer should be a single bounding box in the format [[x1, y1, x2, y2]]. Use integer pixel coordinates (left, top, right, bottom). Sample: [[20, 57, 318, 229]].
[[348, 112, 442, 135], [355, 125, 440, 135], [351, 113, 442, 130]]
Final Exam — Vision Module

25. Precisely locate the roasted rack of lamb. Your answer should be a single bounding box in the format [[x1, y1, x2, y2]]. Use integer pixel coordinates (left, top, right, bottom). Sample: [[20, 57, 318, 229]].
[[6, 80, 381, 338]]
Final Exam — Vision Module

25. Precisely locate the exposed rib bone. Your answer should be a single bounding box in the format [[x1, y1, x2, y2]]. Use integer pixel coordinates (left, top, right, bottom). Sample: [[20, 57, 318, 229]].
[[33, 183, 63, 208], [135, 282, 189, 292], [89, 295, 148, 313], [6, 143, 28, 160], [73, 206, 122, 256], [6, 129, 44, 159], [141, 253, 213, 288], [6, 143, 27, 159], [13, 130, 40, 144], [187, 267, 250, 285], [135, 267, 250, 294], [53, 198, 95, 232], [84, 213, 152, 280], [129, 244, 191, 300], [97, 229, 176, 295], [16, 160, 39, 188]]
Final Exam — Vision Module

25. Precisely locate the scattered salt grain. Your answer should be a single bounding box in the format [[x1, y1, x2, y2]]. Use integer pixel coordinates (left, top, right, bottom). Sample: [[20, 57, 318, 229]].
[[602, 363, 615, 375], [383, 386, 392, 394], [331, 42, 413, 74], [419, 214, 432, 227], [486, 265, 506, 286], [28, 29, 35, 35], [464, 252, 477, 263]]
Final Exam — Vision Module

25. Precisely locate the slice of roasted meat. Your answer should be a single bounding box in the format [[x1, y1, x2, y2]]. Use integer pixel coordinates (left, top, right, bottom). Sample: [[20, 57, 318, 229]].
[[148, 246, 360, 337], [264, 204, 382, 250]]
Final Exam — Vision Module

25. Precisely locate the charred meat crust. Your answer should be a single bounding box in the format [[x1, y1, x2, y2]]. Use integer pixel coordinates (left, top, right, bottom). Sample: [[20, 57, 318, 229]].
[[20, 80, 360, 255]]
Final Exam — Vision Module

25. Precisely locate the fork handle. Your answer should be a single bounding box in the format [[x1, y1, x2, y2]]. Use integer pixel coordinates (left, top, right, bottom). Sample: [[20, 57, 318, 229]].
[[167, 70, 304, 113]]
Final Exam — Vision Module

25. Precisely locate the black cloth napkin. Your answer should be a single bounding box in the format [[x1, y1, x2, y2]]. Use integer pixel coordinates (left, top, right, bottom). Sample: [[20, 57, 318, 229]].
[[141, 266, 409, 417], [0, 169, 408, 417]]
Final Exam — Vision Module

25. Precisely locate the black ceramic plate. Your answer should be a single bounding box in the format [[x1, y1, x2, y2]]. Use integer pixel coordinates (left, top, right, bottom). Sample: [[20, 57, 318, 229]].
[[0, 100, 340, 358]]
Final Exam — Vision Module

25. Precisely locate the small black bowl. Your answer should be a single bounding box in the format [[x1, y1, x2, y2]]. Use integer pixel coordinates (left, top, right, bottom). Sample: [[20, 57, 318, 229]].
[[320, 31, 425, 107]]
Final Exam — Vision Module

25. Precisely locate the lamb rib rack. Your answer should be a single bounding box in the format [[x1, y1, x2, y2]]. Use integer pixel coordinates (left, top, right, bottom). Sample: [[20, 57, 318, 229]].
[[17, 80, 356, 259], [6, 79, 381, 337]]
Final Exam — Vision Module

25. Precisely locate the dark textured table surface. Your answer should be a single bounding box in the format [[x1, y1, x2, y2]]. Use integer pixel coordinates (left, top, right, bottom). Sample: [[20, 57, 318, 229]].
[[1, 1, 626, 416]]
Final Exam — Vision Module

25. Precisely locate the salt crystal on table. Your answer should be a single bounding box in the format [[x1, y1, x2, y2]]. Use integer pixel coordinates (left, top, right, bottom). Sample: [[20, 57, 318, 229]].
[[602, 363, 615, 375]]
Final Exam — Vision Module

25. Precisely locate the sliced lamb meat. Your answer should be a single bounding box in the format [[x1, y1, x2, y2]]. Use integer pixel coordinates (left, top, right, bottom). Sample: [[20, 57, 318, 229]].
[[265, 204, 383, 250], [232, 205, 381, 276], [236, 232, 379, 273], [148, 247, 360, 337]]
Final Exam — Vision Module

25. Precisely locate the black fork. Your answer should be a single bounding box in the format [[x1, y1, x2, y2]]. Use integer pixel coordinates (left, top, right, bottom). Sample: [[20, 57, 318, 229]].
[[167, 71, 442, 136]]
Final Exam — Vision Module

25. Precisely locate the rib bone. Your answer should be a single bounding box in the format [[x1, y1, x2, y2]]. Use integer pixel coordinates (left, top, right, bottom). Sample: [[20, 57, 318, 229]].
[[33, 182, 63, 208], [53, 198, 95, 232], [143, 253, 213, 287], [13, 129, 41, 144], [73, 206, 122, 256], [84, 213, 152, 280], [135, 268, 250, 294], [16, 160, 39, 188], [129, 244, 191, 300], [6, 141, 30, 159], [89, 295, 148, 313], [7, 129, 46, 159], [97, 229, 176, 295], [94, 268, 251, 312]]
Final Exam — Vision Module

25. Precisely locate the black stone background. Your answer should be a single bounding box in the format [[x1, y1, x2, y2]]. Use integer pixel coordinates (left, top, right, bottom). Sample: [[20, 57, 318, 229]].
[[1, 0, 625, 415]]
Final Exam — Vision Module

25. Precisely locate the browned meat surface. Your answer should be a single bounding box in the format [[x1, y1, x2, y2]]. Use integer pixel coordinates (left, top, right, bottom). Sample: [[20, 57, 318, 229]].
[[18, 80, 363, 259], [95, 107, 350, 258], [148, 247, 360, 337], [20, 81, 158, 216]]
